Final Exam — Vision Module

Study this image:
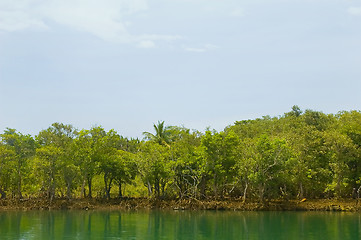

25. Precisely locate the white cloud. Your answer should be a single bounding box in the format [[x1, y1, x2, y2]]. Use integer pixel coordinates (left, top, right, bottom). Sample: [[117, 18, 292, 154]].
[[0, 0, 49, 31], [204, 44, 218, 50], [184, 44, 219, 53], [135, 34, 183, 48], [201, 1, 246, 18], [138, 40, 155, 48], [348, 7, 361, 16], [39, 0, 133, 42], [0, 10, 48, 31], [139, 34, 182, 41], [230, 7, 245, 17], [0, 0, 180, 46], [184, 47, 207, 53]]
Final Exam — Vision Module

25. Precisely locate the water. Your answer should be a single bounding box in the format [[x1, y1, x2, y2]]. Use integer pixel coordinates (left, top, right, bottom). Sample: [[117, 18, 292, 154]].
[[0, 210, 360, 240]]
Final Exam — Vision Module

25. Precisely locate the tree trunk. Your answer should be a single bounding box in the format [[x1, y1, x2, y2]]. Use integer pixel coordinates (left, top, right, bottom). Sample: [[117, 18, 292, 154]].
[[87, 177, 92, 199], [155, 178, 160, 198], [17, 170, 23, 199], [104, 173, 109, 199], [299, 182, 304, 199], [118, 181, 122, 198], [259, 184, 265, 203], [213, 174, 217, 199], [104, 177, 112, 200], [177, 179, 183, 199], [0, 188, 6, 199], [50, 172, 55, 201], [243, 182, 248, 203], [81, 180, 86, 198], [66, 181, 72, 199], [147, 181, 152, 196], [161, 181, 166, 198], [200, 176, 206, 199]]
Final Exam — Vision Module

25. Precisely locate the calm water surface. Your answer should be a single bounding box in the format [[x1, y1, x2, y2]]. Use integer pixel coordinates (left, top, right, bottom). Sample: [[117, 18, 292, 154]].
[[0, 210, 360, 240]]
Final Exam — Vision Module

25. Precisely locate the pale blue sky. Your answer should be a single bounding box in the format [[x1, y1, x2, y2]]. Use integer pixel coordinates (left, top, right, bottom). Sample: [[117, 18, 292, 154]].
[[1, 0, 361, 138]]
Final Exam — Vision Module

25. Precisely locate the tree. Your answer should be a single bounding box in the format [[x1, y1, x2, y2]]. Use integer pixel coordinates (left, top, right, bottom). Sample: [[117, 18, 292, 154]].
[[170, 128, 203, 199], [336, 111, 361, 192], [36, 123, 78, 199], [0, 128, 36, 198], [280, 114, 321, 199], [248, 135, 292, 202], [112, 150, 137, 198], [0, 144, 16, 199], [34, 146, 62, 200], [96, 129, 137, 199], [137, 142, 172, 198], [235, 138, 256, 202], [73, 126, 107, 198], [323, 130, 359, 197], [285, 105, 303, 117], [200, 130, 239, 198], [143, 121, 173, 146], [303, 110, 333, 131]]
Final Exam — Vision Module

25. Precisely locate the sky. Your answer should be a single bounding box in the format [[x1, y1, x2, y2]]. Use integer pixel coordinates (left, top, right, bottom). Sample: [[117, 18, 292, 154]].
[[0, 0, 361, 138]]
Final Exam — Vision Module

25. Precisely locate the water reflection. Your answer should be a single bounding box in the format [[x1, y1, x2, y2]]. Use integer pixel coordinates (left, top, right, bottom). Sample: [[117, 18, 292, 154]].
[[0, 210, 360, 239]]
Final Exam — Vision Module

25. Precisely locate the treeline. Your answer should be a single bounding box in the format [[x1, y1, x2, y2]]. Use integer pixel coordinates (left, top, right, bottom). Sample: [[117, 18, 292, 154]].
[[1, 106, 361, 202]]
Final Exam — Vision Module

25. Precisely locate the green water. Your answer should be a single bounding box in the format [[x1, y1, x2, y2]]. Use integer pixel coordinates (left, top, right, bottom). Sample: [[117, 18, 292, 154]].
[[0, 210, 360, 240]]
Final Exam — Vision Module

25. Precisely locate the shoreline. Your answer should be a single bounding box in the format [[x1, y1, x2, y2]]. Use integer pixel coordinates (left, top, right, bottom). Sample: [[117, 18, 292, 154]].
[[0, 198, 360, 212]]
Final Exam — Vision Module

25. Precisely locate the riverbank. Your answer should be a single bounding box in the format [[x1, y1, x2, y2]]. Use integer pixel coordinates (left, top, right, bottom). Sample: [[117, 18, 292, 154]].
[[1, 198, 361, 211]]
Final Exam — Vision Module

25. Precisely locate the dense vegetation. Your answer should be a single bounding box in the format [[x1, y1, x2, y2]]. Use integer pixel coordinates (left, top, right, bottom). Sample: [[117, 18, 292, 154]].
[[1, 106, 361, 202]]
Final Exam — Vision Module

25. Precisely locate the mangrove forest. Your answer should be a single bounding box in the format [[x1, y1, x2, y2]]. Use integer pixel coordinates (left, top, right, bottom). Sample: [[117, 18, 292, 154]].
[[1, 106, 361, 204]]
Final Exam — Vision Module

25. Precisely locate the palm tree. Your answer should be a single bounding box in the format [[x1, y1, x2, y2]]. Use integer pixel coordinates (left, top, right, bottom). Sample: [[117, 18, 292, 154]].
[[143, 121, 172, 146]]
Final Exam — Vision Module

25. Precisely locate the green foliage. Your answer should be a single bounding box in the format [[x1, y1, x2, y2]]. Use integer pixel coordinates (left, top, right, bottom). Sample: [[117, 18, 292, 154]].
[[35, 145, 62, 199], [0, 144, 16, 198], [137, 141, 172, 198], [143, 121, 174, 146], [36, 123, 79, 199], [200, 130, 239, 198], [242, 135, 293, 201], [0, 128, 36, 198], [1, 108, 361, 201], [170, 128, 203, 199]]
